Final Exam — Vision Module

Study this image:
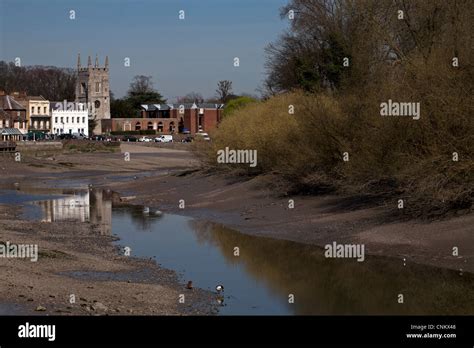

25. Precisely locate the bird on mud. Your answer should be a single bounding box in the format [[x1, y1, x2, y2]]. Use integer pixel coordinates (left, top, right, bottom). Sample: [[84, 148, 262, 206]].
[[215, 285, 225, 306], [143, 206, 150, 215]]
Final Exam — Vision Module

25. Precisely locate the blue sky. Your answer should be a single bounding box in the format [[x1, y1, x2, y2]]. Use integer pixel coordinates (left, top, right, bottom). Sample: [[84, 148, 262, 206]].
[[0, 0, 289, 101]]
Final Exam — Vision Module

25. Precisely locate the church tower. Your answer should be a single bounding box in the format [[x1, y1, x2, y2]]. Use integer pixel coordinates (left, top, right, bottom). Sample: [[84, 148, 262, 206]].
[[75, 54, 110, 134]]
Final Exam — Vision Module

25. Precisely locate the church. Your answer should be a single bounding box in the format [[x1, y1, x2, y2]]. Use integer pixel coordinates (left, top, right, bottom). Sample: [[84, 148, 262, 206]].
[[75, 54, 223, 136], [75, 54, 111, 135]]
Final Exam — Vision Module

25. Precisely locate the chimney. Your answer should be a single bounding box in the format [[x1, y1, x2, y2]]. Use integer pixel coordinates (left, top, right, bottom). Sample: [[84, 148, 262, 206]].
[[105, 55, 109, 69]]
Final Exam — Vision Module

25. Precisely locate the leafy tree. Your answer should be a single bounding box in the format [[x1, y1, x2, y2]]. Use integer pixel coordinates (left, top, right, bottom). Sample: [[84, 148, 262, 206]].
[[111, 98, 136, 118], [126, 75, 166, 110], [223, 96, 258, 118]]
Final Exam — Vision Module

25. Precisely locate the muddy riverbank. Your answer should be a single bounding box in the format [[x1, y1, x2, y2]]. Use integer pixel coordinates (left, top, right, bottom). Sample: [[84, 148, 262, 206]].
[[0, 196, 216, 316], [1, 143, 473, 315]]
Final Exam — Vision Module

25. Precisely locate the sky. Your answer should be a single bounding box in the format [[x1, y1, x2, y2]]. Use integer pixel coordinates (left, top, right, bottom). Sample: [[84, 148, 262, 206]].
[[0, 0, 289, 101]]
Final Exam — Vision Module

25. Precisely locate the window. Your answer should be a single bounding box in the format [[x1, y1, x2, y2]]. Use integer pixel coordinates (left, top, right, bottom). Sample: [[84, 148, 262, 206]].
[[82, 117, 85, 123], [55, 117, 58, 123], [44, 106, 47, 114], [31, 107, 34, 114], [66, 117, 69, 123], [60, 117, 63, 123], [77, 117, 80, 123], [95, 82, 101, 93], [72, 117, 74, 123]]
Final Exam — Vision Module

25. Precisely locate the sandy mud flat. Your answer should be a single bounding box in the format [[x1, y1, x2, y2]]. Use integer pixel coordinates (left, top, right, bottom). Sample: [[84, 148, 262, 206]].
[[0, 143, 472, 315]]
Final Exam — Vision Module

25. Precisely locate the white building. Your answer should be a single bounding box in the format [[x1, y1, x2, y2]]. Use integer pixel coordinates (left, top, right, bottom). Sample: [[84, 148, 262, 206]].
[[50, 102, 89, 136]]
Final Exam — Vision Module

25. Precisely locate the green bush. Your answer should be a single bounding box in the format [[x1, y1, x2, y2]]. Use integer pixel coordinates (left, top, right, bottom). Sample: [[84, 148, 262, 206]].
[[223, 96, 258, 119]]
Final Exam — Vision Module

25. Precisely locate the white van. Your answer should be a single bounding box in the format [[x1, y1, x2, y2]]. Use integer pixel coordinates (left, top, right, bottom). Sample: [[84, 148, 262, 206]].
[[155, 135, 173, 143]]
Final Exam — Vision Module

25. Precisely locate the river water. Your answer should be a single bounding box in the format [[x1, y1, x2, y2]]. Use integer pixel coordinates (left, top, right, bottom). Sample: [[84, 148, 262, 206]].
[[1, 186, 473, 315]]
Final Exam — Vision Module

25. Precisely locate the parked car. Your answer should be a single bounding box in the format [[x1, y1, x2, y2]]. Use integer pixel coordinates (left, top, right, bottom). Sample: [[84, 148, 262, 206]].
[[91, 135, 105, 141], [123, 135, 138, 142], [195, 132, 211, 141], [59, 133, 75, 140], [155, 135, 173, 143], [181, 136, 194, 143], [138, 136, 152, 142], [72, 132, 87, 140]]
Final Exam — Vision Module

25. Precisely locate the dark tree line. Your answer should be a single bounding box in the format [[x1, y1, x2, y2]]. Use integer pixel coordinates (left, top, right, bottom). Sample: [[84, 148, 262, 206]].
[[0, 61, 76, 100]]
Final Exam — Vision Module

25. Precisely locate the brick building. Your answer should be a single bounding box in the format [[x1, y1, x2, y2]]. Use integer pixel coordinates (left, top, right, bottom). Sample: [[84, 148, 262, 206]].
[[0, 91, 28, 134], [103, 102, 224, 135]]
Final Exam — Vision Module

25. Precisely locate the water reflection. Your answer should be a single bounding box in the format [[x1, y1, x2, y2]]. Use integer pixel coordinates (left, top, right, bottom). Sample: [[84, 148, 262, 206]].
[[191, 221, 474, 315], [2, 185, 152, 236], [112, 212, 474, 315], [29, 188, 113, 235], [2, 186, 474, 315]]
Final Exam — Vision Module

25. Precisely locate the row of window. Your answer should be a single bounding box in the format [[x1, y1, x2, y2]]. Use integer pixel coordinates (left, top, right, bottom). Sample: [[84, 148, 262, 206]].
[[80, 82, 105, 94], [133, 121, 175, 132], [54, 117, 86, 124], [0, 120, 26, 128], [31, 106, 48, 114], [30, 120, 51, 129], [53, 128, 85, 134]]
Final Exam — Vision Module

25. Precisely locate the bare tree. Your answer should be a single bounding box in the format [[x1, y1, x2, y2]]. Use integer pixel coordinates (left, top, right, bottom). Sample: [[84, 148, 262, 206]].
[[215, 80, 233, 103], [128, 75, 155, 95], [0, 61, 76, 100], [177, 92, 204, 104]]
